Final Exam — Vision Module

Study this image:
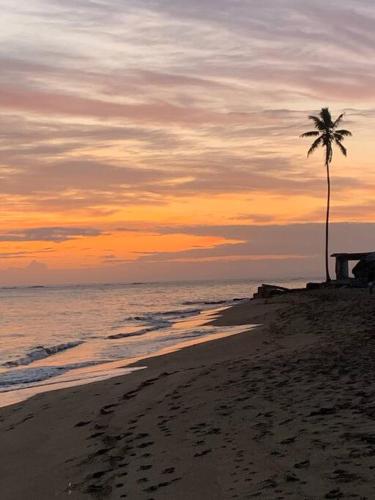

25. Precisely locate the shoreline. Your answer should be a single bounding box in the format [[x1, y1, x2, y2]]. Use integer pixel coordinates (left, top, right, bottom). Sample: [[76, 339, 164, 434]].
[[2, 288, 375, 498], [0, 305, 250, 408]]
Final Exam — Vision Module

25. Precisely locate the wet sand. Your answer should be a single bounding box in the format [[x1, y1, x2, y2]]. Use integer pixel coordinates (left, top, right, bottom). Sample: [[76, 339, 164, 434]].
[[1, 288, 375, 499]]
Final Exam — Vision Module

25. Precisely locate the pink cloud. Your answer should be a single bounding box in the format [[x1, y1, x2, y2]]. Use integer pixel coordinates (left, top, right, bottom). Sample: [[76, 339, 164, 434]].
[[0, 86, 230, 125]]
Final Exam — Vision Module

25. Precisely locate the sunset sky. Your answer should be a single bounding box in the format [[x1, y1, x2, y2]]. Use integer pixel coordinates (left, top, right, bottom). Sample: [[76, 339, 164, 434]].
[[1, 0, 375, 285]]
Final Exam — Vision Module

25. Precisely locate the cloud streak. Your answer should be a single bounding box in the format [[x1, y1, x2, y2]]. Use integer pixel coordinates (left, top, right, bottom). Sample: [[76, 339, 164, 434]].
[[0, 227, 102, 242]]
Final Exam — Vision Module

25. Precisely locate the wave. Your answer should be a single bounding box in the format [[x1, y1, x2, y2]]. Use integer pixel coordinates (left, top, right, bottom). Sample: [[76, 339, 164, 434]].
[[2, 341, 83, 368], [108, 308, 202, 340], [182, 298, 247, 306], [0, 367, 65, 387], [160, 328, 213, 343], [128, 308, 201, 322], [0, 361, 101, 389], [182, 300, 228, 306], [108, 321, 170, 340]]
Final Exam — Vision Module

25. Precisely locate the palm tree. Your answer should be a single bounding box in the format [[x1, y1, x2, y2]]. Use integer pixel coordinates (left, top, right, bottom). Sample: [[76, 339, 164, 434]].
[[301, 107, 352, 283]]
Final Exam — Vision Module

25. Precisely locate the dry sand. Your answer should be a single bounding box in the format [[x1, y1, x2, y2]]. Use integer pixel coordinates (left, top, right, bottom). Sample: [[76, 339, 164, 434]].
[[1, 288, 375, 499]]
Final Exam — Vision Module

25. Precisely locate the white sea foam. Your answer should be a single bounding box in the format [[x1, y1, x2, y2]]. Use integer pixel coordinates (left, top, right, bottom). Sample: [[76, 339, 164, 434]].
[[2, 341, 84, 368], [0, 361, 101, 389], [108, 308, 203, 338]]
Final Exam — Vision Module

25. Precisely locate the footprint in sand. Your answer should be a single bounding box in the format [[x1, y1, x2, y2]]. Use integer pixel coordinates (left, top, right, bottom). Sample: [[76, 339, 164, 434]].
[[162, 467, 175, 474], [194, 448, 212, 457], [74, 420, 92, 428]]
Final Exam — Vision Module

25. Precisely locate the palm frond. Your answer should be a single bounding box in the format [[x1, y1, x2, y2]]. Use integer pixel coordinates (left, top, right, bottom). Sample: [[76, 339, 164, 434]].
[[308, 115, 325, 131], [320, 107, 333, 127], [333, 113, 344, 128], [335, 138, 347, 156], [300, 131, 320, 138], [307, 136, 323, 157], [335, 129, 352, 137]]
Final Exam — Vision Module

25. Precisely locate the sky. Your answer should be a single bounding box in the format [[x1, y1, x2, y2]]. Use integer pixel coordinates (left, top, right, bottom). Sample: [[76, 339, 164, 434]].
[[1, 0, 375, 285]]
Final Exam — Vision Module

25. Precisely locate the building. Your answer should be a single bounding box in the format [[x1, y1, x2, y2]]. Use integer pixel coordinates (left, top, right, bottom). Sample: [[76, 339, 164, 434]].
[[331, 252, 375, 282]]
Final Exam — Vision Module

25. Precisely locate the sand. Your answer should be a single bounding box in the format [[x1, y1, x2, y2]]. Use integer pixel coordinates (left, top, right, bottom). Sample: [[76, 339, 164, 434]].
[[1, 288, 375, 499]]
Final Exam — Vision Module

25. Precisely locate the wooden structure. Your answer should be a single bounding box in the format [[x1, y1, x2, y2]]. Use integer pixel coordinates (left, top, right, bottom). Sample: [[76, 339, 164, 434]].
[[331, 252, 375, 282]]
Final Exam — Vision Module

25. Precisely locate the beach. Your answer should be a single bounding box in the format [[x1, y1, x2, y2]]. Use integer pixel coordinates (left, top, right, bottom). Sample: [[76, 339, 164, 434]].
[[1, 287, 375, 499]]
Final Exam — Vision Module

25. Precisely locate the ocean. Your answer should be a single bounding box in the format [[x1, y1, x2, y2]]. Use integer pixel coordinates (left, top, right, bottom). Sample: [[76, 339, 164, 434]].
[[0, 278, 308, 407]]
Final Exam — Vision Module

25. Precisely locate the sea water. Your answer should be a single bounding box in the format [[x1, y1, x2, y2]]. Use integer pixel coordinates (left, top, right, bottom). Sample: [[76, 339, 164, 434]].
[[0, 278, 307, 406]]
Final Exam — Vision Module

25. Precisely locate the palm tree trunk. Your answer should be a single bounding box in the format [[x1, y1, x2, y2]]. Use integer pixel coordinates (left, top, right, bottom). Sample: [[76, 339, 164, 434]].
[[325, 160, 331, 282]]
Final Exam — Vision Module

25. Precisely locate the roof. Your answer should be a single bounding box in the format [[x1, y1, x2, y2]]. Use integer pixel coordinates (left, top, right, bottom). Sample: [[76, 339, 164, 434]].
[[331, 252, 375, 260]]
